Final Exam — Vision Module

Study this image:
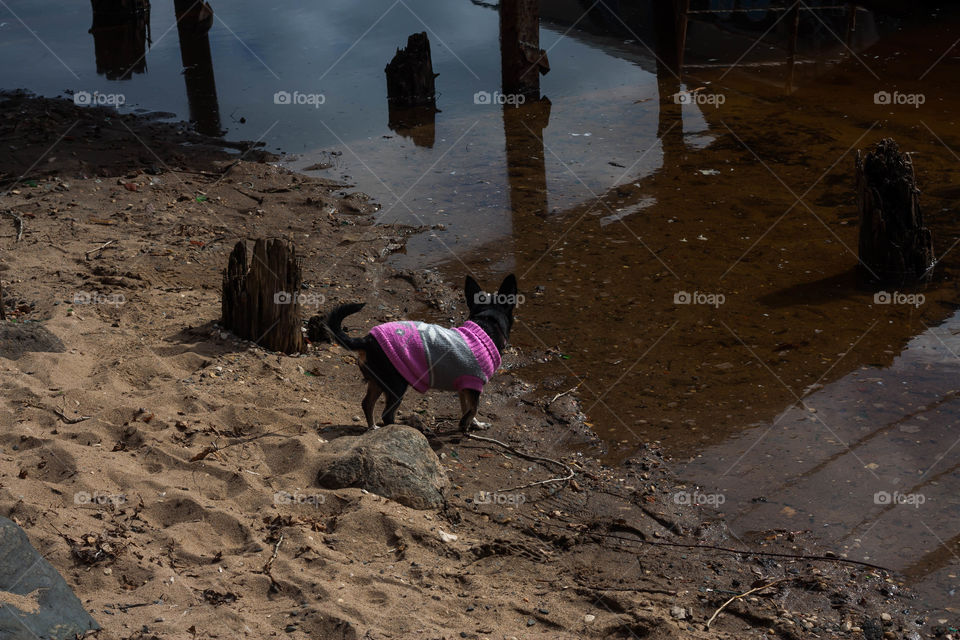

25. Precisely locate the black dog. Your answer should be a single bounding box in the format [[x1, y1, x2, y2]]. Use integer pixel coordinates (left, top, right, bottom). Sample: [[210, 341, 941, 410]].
[[311, 275, 517, 432]]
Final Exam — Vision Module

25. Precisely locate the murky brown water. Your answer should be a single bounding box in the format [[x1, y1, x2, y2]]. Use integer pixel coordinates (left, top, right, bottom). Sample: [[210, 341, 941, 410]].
[[418, 4, 960, 613], [4, 0, 960, 614]]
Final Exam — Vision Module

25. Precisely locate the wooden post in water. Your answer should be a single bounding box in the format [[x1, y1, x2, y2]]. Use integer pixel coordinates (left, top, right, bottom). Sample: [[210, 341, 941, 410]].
[[384, 32, 439, 148], [385, 32, 438, 108], [499, 0, 549, 98], [856, 138, 934, 283], [221, 239, 306, 354]]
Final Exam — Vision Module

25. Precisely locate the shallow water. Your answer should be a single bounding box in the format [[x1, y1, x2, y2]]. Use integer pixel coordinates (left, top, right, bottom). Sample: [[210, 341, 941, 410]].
[[3, 0, 960, 615]]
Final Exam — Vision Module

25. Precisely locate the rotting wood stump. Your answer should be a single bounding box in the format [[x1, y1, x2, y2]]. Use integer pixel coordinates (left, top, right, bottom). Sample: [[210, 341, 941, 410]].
[[856, 138, 934, 283], [500, 0, 549, 98], [385, 32, 438, 108], [221, 239, 305, 354]]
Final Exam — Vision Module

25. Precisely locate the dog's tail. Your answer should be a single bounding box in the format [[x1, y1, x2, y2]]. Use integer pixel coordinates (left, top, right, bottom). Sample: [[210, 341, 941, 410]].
[[323, 303, 368, 350]]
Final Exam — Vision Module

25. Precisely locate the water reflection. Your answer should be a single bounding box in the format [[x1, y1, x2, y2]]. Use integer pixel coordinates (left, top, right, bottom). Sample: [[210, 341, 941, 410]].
[[89, 0, 151, 80], [173, 0, 222, 136], [680, 310, 960, 608]]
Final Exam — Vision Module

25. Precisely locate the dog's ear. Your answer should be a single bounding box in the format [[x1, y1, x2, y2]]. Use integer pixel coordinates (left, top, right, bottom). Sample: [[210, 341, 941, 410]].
[[497, 274, 518, 309], [465, 275, 482, 311]]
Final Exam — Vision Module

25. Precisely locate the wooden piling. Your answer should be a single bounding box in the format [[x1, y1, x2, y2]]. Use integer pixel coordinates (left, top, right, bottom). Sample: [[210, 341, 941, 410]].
[[856, 139, 934, 283], [499, 0, 549, 98], [221, 239, 306, 354], [385, 32, 438, 108]]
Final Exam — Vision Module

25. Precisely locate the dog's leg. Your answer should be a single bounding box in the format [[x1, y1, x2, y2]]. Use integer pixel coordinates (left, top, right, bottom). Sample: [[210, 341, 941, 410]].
[[362, 380, 383, 430], [381, 382, 408, 426], [458, 389, 480, 432]]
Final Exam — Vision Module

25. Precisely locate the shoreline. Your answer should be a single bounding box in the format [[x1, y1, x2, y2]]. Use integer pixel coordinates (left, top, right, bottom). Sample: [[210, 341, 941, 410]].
[[0, 92, 940, 639]]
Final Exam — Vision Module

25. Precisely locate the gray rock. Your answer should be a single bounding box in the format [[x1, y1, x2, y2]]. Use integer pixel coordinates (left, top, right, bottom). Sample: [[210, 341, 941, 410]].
[[315, 425, 448, 509], [0, 517, 99, 640]]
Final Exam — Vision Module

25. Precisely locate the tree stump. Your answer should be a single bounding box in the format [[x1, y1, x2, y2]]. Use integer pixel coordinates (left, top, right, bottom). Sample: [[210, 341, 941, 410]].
[[221, 239, 305, 354], [856, 138, 934, 283], [500, 0, 549, 98], [385, 32, 438, 108]]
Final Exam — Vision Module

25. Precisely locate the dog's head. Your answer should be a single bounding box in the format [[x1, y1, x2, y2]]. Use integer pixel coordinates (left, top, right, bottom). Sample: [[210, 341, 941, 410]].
[[464, 274, 518, 351]]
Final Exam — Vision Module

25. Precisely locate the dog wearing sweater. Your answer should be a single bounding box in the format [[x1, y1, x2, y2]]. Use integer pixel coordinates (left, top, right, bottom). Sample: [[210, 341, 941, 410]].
[[313, 275, 517, 432]]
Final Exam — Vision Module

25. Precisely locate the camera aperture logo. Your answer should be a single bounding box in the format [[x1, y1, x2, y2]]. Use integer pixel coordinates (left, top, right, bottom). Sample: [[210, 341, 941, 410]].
[[473, 291, 524, 306], [475, 491, 526, 505], [73, 291, 126, 307], [674, 91, 725, 108], [73, 90, 126, 107], [674, 290, 725, 308], [874, 291, 924, 308], [274, 291, 325, 308], [474, 90, 526, 106], [274, 490, 325, 506], [74, 491, 127, 506], [874, 490, 925, 508], [274, 90, 326, 108], [874, 90, 925, 108], [673, 491, 725, 507]]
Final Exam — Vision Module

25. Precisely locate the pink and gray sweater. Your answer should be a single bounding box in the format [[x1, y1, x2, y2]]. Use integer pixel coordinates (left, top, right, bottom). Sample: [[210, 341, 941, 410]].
[[369, 321, 501, 393]]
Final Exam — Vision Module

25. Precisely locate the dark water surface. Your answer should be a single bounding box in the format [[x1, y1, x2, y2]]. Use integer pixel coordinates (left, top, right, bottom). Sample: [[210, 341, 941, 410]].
[[4, 0, 960, 615]]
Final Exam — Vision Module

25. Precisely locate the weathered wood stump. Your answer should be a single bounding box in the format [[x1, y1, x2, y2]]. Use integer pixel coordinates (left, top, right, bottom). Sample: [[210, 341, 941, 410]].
[[500, 0, 549, 98], [385, 32, 438, 108], [856, 138, 934, 283], [221, 239, 305, 354]]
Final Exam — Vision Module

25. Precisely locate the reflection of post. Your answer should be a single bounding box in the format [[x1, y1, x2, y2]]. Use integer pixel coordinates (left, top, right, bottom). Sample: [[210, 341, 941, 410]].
[[654, 2, 684, 162], [502, 98, 551, 218], [89, 0, 151, 81], [499, 0, 549, 98], [786, 4, 800, 93], [387, 105, 436, 148], [652, 0, 687, 78], [174, 0, 222, 136]]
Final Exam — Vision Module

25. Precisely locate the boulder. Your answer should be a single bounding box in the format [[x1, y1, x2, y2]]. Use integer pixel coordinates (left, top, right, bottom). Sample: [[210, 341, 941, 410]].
[[316, 425, 448, 509], [0, 517, 99, 640]]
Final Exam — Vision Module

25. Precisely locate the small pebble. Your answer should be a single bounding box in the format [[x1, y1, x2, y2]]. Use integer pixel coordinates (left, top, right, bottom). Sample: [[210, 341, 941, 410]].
[[584, 614, 596, 623]]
